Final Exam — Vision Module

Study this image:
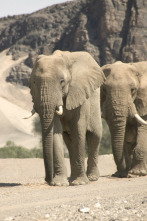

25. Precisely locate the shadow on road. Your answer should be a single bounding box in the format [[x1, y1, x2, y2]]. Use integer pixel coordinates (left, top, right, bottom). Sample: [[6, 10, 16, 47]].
[[0, 183, 22, 187]]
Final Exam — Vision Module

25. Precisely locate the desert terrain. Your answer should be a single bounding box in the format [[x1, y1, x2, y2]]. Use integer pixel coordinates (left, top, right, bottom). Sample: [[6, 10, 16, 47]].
[[0, 155, 147, 221], [0, 49, 40, 148]]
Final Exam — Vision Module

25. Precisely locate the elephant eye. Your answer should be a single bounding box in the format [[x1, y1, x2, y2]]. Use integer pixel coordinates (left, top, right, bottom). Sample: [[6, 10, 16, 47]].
[[131, 87, 136, 95], [60, 79, 65, 87]]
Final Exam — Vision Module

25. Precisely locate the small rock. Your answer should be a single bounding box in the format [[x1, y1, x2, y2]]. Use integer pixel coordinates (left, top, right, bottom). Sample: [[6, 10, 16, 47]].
[[78, 207, 90, 213], [142, 200, 147, 204], [45, 213, 50, 218], [4, 217, 14, 221], [125, 206, 131, 210], [136, 213, 141, 218], [132, 209, 138, 214], [123, 200, 128, 204], [94, 202, 101, 208]]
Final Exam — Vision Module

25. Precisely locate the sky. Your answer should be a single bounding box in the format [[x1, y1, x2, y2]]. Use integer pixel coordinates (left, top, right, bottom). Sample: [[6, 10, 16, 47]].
[[0, 0, 73, 18]]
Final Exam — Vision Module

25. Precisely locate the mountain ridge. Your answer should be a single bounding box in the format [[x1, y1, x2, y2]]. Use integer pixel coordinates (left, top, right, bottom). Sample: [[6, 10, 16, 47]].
[[0, 0, 146, 67]]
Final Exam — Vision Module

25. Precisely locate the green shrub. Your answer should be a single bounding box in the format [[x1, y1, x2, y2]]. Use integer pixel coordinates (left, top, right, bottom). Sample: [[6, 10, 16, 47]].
[[0, 141, 43, 158], [99, 119, 112, 155]]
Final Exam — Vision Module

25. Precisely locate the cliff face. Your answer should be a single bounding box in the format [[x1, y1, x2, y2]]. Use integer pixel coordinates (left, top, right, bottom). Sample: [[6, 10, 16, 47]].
[[0, 0, 147, 85], [97, 0, 147, 64]]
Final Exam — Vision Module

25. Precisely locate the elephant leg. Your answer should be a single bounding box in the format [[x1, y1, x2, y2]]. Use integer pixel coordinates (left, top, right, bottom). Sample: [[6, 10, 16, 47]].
[[63, 131, 72, 177], [124, 141, 133, 171], [124, 123, 136, 172], [129, 121, 147, 177], [85, 88, 101, 181], [86, 131, 100, 181], [50, 115, 68, 186], [69, 124, 89, 186]]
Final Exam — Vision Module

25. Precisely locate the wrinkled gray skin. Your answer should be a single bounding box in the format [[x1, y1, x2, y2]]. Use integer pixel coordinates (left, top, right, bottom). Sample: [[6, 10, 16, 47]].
[[30, 50, 105, 186], [101, 61, 147, 178]]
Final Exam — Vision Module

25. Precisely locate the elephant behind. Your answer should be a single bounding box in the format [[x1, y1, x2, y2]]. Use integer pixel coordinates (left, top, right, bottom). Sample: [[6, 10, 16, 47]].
[[26, 50, 105, 186], [101, 61, 147, 177]]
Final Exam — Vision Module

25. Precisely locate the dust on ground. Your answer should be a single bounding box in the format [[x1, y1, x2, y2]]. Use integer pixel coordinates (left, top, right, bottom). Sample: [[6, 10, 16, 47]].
[[0, 155, 147, 221]]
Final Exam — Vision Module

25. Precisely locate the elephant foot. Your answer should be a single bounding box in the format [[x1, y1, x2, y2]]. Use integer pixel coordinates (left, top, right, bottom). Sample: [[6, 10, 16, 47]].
[[46, 175, 69, 186], [69, 176, 89, 186], [128, 164, 147, 177], [87, 168, 100, 181], [112, 170, 128, 178]]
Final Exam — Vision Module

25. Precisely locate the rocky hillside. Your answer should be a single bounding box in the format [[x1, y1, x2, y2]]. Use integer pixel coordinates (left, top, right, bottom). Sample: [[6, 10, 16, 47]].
[[0, 0, 147, 86]]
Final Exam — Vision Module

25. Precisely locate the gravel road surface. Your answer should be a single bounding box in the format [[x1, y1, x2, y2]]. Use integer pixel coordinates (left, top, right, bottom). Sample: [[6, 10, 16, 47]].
[[0, 155, 147, 221]]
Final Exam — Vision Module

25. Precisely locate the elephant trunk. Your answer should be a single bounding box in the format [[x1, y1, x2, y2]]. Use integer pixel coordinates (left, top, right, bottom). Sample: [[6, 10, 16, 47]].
[[40, 114, 54, 183], [106, 90, 142, 172], [106, 90, 128, 172], [109, 117, 127, 172], [30, 77, 64, 184], [38, 81, 57, 183]]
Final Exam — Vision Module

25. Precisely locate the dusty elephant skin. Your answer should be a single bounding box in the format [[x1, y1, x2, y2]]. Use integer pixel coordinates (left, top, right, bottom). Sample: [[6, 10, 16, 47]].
[[101, 61, 147, 178], [28, 50, 105, 186]]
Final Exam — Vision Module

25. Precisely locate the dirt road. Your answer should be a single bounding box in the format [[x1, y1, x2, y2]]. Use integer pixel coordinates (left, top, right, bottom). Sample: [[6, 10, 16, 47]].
[[0, 155, 147, 221]]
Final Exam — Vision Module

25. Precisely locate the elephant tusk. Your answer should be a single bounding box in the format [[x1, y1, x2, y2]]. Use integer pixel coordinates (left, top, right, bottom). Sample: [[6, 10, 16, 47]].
[[134, 114, 147, 125], [22, 109, 36, 119], [56, 106, 63, 115]]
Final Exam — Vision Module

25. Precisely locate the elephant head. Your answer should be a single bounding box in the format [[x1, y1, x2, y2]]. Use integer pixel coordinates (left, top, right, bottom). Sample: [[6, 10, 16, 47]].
[[27, 50, 105, 183], [101, 61, 147, 175]]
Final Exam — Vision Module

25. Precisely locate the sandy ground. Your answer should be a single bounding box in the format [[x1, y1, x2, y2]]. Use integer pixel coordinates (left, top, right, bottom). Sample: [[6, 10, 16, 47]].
[[0, 49, 40, 148], [0, 155, 147, 221]]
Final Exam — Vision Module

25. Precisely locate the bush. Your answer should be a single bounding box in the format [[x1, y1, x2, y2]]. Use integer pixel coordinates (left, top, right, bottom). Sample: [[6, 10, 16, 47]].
[[0, 141, 43, 158], [99, 119, 112, 155]]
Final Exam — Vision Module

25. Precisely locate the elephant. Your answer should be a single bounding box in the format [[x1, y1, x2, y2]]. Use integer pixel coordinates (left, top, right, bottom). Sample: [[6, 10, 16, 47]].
[[25, 50, 105, 186], [101, 61, 147, 178]]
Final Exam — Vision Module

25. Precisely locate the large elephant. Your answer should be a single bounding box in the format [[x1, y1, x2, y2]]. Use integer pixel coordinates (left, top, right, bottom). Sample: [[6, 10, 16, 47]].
[[101, 61, 147, 177], [26, 50, 105, 186]]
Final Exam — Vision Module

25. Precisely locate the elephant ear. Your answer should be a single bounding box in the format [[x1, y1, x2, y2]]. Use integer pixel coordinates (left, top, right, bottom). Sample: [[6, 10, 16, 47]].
[[133, 62, 147, 116], [101, 61, 123, 77], [101, 64, 111, 77], [65, 52, 105, 110], [100, 64, 112, 106]]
